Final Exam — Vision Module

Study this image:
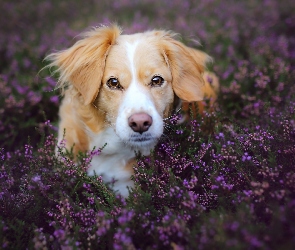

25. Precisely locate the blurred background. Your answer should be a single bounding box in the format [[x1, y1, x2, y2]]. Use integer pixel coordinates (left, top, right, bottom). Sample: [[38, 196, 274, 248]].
[[0, 0, 294, 150]]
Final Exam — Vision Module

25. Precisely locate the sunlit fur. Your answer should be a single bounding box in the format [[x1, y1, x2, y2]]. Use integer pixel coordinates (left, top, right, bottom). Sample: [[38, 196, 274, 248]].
[[46, 24, 219, 197]]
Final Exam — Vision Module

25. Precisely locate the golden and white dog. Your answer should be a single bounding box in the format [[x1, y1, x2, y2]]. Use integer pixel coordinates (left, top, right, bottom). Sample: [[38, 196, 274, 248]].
[[47, 25, 218, 197]]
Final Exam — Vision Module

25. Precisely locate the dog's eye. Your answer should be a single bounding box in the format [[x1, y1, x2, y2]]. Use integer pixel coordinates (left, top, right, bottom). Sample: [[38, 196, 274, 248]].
[[150, 75, 164, 87], [107, 77, 122, 90]]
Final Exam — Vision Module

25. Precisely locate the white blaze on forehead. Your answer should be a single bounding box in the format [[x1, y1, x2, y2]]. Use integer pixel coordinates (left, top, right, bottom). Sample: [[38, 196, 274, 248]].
[[114, 38, 164, 150], [122, 39, 155, 114], [125, 40, 139, 83]]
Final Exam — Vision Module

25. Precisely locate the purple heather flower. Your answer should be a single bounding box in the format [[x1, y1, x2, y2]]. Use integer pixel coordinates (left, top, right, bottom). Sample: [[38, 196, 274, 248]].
[[50, 95, 59, 104], [53, 229, 65, 240], [32, 175, 41, 182]]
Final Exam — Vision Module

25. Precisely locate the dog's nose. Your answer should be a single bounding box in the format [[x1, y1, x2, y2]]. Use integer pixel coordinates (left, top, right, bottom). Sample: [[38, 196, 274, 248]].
[[128, 113, 153, 134]]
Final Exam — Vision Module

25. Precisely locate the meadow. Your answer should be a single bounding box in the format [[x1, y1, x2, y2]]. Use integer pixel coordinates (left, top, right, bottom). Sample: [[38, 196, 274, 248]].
[[1, 0, 295, 249]]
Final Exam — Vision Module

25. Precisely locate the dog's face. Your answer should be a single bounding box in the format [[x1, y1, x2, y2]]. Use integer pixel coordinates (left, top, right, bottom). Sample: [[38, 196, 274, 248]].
[[97, 35, 174, 150], [47, 25, 210, 152]]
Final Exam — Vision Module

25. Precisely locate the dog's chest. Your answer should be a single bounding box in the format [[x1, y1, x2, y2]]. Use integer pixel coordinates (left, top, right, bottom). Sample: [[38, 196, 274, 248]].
[[87, 127, 136, 196]]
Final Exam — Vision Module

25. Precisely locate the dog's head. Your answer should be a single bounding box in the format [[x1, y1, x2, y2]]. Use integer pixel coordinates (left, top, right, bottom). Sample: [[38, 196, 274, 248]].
[[47, 25, 211, 152]]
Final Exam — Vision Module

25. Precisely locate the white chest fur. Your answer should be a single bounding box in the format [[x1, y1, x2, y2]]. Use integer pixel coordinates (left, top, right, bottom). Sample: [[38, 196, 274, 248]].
[[87, 127, 136, 197]]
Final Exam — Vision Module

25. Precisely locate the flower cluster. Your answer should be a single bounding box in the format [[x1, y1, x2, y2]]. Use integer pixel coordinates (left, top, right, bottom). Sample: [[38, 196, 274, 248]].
[[1, 0, 295, 249]]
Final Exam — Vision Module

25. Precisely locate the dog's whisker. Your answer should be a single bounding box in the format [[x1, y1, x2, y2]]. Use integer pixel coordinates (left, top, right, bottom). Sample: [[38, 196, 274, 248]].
[[163, 122, 174, 128], [163, 123, 176, 133], [163, 108, 182, 121]]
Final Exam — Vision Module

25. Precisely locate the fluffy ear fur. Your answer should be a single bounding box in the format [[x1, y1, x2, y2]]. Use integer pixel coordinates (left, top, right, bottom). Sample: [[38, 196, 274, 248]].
[[160, 33, 212, 102], [46, 25, 121, 105]]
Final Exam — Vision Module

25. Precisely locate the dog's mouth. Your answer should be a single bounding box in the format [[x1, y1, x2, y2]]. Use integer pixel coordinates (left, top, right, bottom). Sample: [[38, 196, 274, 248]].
[[133, 137, 151, 142], [128, 133, 157, 146]]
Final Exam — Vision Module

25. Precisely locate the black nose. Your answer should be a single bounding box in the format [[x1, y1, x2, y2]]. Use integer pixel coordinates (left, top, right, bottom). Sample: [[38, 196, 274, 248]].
[[128, 112, 153, 134]]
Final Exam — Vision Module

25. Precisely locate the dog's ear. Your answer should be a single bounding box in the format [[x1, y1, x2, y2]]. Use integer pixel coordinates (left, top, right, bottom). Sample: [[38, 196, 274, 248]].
[[46, 25, 121, 105], [160, 34, 211, 102]]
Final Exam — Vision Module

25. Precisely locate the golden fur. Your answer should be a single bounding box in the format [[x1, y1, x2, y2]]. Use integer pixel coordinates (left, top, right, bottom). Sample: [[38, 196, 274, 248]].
[[46, 24, 219, 196]]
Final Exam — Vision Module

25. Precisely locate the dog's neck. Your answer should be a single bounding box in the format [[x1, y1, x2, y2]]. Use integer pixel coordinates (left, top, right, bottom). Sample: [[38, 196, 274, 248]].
[[87, 127, 149, 197]]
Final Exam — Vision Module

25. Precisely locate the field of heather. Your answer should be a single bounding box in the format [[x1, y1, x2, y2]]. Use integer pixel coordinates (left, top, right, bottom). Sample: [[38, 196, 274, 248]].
[[1, 0, 295, 249]]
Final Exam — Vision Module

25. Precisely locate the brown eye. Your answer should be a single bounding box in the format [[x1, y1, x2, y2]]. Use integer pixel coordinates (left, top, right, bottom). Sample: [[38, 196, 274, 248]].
[[150, 75, 164, 87], [107, 77, 122, 90]]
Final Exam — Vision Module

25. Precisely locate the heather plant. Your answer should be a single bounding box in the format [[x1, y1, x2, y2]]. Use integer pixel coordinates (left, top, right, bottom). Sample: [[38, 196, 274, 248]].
[[1, 0, 295, 249]]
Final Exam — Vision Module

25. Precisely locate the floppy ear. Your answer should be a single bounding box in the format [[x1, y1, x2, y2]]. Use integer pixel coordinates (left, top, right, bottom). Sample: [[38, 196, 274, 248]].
[[46, 25, 121, 105], [161, 34, 212, 102]]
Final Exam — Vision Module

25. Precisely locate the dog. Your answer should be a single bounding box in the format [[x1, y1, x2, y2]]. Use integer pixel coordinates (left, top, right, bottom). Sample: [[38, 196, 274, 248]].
[[46, 25, 218, 197]]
